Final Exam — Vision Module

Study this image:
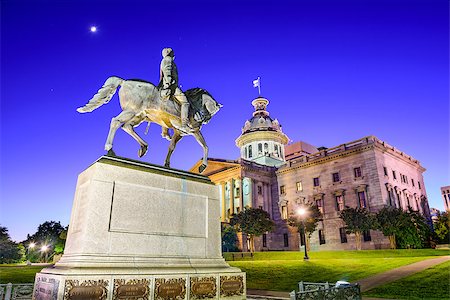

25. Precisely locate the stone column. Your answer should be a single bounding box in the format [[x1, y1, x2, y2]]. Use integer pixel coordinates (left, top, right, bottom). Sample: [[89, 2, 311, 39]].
[[220, 181, 226, 222], [229, 178, 235, 216], [248, 178, 253, 208], [238, 177, 244, 212]]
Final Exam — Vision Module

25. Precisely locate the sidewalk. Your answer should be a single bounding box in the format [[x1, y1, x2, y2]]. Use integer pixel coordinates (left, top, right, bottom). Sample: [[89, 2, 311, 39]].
[[355, 255, 450, 292], [246, 255, 450, 299]]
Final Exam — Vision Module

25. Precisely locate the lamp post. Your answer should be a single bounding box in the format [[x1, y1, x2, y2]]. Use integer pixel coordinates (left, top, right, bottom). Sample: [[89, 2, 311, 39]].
[[26, 242, 36, 264], [41, 245, 49, 263], [297, 208, 309, 261]]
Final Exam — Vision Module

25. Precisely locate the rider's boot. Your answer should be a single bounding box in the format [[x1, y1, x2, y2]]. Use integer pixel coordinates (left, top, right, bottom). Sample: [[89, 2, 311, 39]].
[[180, 103, 190, 132]]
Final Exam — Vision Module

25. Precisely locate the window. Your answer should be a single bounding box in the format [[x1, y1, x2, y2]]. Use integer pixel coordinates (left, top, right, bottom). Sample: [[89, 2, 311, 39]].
[[335, 195, 344, 211], [248, 145, 253, 158], [358, 191, 366, 208], [354, 167, 362, 178], [257, 185, 262, 195], [319, 230, 326, 245], [283, 233, 289, 247], [400, 174, 404, 183], [316, 199, 323, 214], [418, 181, 421, 189], [392, 170, 397, 180], [296, 181, 303, 192], [339, 228, 347, 243], [235, 187, 240, 197], [281, 205, 288, 219], [363, 230, 372, 242], [332, 172, 340, 183], [244, 147, 247, 158], [258, 143, 262, 154], [264, 143, 269, 155], [274, 144, 279, 157], [313, 177, 320, 187], [412, 179, 415, 187], [383, 167, 388, 176], [263, 233, 267, 247], [280, 185, 286, 195]]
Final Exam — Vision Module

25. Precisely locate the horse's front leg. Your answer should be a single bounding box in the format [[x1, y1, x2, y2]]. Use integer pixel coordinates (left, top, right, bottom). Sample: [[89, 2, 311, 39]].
[[122, 117, 148, 157], [192, 130, 208, 173], [164, 130, 182, 168], [105, 110, 136, 155]]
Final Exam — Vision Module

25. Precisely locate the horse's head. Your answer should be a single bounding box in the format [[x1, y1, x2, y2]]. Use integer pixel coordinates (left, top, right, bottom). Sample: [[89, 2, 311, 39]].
[[203, 94, 223, 117]]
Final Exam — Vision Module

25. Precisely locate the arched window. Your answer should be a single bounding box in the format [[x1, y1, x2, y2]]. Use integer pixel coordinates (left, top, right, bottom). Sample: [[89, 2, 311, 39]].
[[244, 147, 248, 158], [258, 143, 262, 155], [264, 143, 269, 155], [248, 145, 253, 158], [274, 144, 279, 157]]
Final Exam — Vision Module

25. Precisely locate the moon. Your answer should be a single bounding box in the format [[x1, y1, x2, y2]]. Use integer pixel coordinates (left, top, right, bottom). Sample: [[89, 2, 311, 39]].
[[90, 26, 97, 33]]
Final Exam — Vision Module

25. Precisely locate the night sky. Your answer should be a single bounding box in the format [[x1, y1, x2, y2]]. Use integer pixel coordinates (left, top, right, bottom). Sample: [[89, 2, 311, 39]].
[[1, 0, 448, 242]]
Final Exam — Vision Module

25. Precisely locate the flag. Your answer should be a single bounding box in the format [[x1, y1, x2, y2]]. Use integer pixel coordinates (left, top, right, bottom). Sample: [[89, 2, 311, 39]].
[[252, 77, 260, 88]]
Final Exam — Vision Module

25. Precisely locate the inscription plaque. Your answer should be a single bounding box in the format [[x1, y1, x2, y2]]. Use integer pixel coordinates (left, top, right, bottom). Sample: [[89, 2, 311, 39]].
[[154, 278, 186, 300], [64, 280, 108, 300], [113, 279, 150, 300], [190, 277, 217, 299], [34, 275, 59, 300], [219, 276, 244, 297]]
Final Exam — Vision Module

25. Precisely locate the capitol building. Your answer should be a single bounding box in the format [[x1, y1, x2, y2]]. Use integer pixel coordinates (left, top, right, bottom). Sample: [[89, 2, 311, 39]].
[[191, 95, 431, 251]]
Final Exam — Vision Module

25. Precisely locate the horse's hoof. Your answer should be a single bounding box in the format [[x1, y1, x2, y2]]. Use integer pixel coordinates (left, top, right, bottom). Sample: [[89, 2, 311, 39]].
[[138, 145, 148, 157], [199, 164, 207, 173], [107, 149, 116, 156]]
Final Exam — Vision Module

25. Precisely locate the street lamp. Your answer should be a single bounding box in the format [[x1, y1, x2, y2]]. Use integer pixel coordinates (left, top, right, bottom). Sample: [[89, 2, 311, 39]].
[[40, 245, 49, 263], [26, 242, 36, 264], [296, 208, 309, 261]]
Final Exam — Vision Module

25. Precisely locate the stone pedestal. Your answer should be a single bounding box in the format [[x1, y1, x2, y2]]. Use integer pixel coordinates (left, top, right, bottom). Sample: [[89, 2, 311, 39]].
[[33, 156, 245, 300]]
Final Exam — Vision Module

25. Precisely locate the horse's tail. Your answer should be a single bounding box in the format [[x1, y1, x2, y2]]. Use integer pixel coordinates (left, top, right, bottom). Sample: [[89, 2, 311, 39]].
[[77, 76, 124, 113]]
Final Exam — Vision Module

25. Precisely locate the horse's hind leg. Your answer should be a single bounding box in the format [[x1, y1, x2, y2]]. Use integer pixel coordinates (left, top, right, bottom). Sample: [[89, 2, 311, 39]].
[[122, 117, 149, 157], [192, 130, 208, 173], [105, 110, 136, 155], [164, 130, 182, 168]]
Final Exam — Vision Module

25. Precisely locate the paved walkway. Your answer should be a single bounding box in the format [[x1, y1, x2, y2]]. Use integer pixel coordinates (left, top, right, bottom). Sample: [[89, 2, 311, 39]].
[[246, 255, 450, 299], [356, 255, 450, 292]]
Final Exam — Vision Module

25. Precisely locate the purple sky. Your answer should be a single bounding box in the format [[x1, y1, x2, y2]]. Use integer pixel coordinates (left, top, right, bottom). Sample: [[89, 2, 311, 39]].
[[1, 0, 448, 242]]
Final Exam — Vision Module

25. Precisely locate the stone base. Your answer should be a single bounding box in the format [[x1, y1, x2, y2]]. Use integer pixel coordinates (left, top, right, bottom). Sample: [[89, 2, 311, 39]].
[[34, 271, 246, 300], [33, 156, 245, 300]]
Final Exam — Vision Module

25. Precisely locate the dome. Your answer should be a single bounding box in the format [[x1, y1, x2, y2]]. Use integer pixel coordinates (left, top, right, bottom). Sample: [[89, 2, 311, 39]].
[[235, 96, 289, 167], [241, 97, 283, 135]]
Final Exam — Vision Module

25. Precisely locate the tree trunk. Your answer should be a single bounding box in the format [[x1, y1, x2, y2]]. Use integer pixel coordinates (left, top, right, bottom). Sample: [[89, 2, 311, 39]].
[[249, 235, 255, 253], [389, 235, 397, 249], [306, 236, 311, 252], [355, 231, 362, 250]]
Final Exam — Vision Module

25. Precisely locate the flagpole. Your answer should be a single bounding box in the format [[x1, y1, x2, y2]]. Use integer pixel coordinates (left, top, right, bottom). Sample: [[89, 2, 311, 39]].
[[258, 76, 261, 95]]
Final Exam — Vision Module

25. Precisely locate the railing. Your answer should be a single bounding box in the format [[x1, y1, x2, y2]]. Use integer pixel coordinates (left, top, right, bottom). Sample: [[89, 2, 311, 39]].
[[289, 281, 361, 300], [0, 284, 33, 300]]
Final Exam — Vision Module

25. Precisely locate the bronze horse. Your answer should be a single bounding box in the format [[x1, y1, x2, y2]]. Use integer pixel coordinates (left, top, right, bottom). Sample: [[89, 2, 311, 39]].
[[77, 76, 222, 173]]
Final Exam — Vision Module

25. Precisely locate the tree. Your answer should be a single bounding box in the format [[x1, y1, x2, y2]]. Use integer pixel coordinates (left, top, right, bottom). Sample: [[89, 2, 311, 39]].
[[230, 207, 275, 252], [434, 212, 449, 244], [221, 224, 239, 252], [25, 221, 66, 262], [0, 226, 22, 263], [395, 208, 431, 249], [287, 205, 322, 251], [339, 207, 375, 250], [376, 207, 403, 249]]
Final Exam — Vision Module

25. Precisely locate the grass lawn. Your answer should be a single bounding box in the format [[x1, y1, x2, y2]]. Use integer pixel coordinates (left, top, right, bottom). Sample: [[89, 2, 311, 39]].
[[0, 265, 47, 284], [362, 261, 450, 300], [226, 249, 450, 292]]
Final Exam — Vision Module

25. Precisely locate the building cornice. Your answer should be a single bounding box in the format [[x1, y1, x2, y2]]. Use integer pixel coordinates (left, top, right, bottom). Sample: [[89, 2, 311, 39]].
[[277, 136, 425, 175], [235, 130, 289, 147]]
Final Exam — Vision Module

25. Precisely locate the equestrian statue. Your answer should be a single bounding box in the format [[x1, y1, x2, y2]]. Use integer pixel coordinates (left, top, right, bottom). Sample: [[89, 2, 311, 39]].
[[76, 48, 222, 173]]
